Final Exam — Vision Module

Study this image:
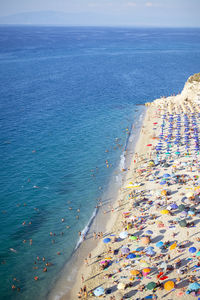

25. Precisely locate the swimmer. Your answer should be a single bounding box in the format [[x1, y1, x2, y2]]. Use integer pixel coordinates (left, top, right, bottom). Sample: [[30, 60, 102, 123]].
[[10, 248, 17, 253], [66, 225, 70, 229], [76, 215, 79, 219], [57, 252, 61, 255], [68, 207, 72, 210], [77, 208, 80, 212], [42, 257, 45, 261], [22, 221, 26, 225], [61, 218, 65, 222], [43, 267, 47, 272]]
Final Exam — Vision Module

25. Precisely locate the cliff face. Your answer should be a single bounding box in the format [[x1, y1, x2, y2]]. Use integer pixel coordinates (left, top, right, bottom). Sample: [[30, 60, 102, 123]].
[[181, 72, 200, 103], [146, 72, 200, 108]]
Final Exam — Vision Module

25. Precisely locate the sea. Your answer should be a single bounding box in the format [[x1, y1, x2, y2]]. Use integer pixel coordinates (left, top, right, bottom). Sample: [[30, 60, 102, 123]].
[[0, 26, 200, 300]]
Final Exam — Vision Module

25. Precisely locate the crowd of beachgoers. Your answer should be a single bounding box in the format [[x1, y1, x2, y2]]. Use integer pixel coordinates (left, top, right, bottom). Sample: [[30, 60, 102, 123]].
[[70, 88, 200, 300]]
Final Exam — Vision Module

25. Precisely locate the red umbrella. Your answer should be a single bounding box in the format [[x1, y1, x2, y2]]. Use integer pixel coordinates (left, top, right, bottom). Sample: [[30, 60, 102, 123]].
[[147, 144, 152, 147]]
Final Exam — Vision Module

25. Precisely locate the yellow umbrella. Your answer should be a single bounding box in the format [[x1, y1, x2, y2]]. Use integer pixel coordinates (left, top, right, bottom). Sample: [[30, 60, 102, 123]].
[[143, 268, 151, 273], [130, 270, 140, 276], [161, 209, 169, 215], [161, 190, 167, 196], [169, 243, 177, 250], [164, 280, 175, 291]]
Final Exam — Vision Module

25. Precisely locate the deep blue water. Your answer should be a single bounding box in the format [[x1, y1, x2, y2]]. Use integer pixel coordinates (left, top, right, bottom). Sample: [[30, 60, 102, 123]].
[[0, 26, 200, 300]]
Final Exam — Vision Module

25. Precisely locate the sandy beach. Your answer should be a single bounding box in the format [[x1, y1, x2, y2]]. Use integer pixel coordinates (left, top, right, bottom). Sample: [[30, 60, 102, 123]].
[[66, 73, 200, 300]]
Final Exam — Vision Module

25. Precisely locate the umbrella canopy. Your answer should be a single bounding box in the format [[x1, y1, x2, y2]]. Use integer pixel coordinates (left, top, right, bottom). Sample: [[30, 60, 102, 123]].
[[163, 173, 171, 178], [188, 282, 200, 291], [170, 203, 178, 209], [103, 238, 111, 244], [121, 247, 130, 255], [117, 283, 126, 290], [196, 251, 200, 257], [156, 241, 164, 248], [169, 243, 177, 250], [130, 235, 137, 241], [189, 247, 197, 253], [164, 281, 175, 291], [146, 282, 156, 290], [143, 268, 151, 273], [127, 253, 136, 259], [161, 209, 169, 215], [130, 269, 140, 276], [178, 204, 185, 212], [179, 219, 187, 227], [94, 287, 105, 296], [161, 190, 167, 196], [119, 231, 128, 239]]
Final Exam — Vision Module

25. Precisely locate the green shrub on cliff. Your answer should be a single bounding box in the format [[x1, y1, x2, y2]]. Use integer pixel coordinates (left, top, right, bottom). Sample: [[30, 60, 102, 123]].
[[188, 72, 200, 83]]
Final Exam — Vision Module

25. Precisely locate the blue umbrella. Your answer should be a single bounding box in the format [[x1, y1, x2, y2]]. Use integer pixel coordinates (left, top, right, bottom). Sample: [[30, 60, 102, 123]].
[[188, 282, 200, 291], [189, 247, 197, 253], [163, 174, 171, 178], [94, 287, 105, 296], [170, 203, 178, 209], [127, 253, 136, 259], [103, 238, 111, 244], [160, 180, 166, 185], [156, 241, 163, 248]]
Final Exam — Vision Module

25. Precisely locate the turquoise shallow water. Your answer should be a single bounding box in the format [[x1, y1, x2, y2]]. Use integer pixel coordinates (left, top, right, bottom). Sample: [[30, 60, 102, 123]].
[[0, 26, 200, 300]]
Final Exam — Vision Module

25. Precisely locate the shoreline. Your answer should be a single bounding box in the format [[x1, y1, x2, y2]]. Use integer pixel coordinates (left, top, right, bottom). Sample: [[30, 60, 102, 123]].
[[48, 107, 146, 300], [67, 106, 152, 300]]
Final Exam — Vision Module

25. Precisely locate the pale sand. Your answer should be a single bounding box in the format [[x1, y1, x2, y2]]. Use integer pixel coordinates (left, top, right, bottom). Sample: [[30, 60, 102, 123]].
[[68, 96, 200, 299]]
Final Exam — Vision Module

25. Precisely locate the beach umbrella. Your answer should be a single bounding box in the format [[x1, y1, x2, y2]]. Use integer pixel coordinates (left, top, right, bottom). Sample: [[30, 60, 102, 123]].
[[179, 219, 187, 227], [188, 282, 200, 291], [163, 174, 171, 178], [178, 204, 185, 212], [130, 235, 137, 241], [161, 209, 169, 215], [169, 243, 177, 250], [103, 238, 111, 244], [180, 211, 188, 218], [141, 236, 150, 245], [147, 144, 152, 147], [156, 241, 164, 248], [161, 190, 167, 196], [170, 203, 178, 209], [127, 253, 136, 259], [160, 261, 167, 271], [130, 269, 140, 276], [117, 283, 126, 290], [121, 247, 130, 255], [119, 231, 128, 239], [160, 181, 167, 185], [189, 247, 197, 253], [146, 230, 153, 235], [146, 282, 156, 290], [94, 287, 105, 296], [164, 281, 175, 291], [196, 251, 200, 257], [146, 249, 156, 256], [143, 268, 151, 274]]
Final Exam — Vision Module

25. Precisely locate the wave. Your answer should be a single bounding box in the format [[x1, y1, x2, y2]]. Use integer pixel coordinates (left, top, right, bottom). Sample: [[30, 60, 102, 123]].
[[75, 207, 98, 250]]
